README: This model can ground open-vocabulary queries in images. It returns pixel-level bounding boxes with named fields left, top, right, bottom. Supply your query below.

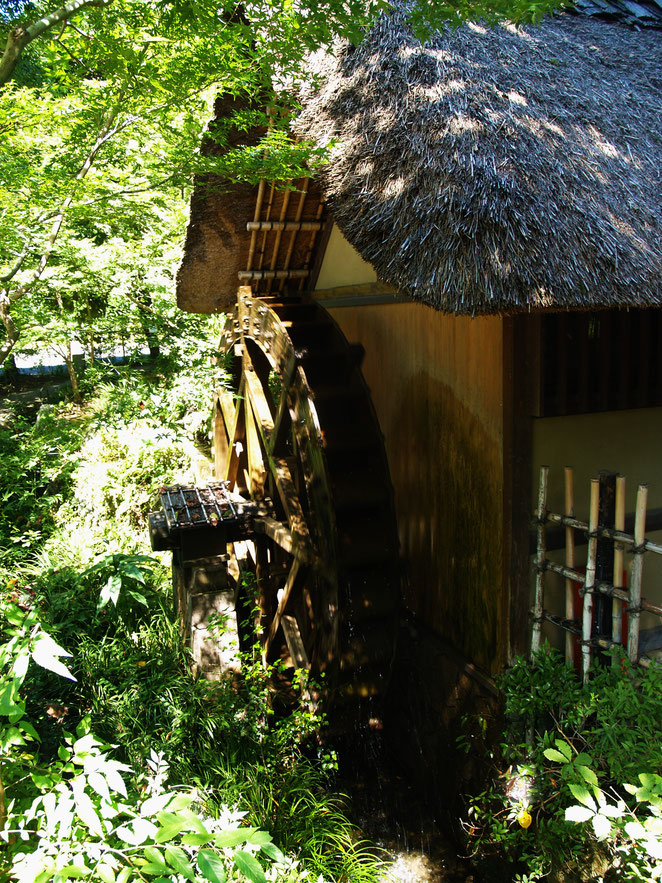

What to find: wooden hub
left=214, top=288, right=401, bottom=725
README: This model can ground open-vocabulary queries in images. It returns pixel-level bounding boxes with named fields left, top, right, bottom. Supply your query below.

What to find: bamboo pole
left=246, top=179, right=266, bottom=273
left=582, top=479, right=600, bottom=684
left=539, top=560, right=662, bottom=617
left=297, top=201, right=325, bottom=292
left=546, top=512, right=662, bottom=556
left=564, top=466, right=575, bottom=666
left=247, top=220, right=321, bottom=232
left=627, top=484, right=648, bottom=663
left=612, top=475, right=626, bottom=663
left=531, top=465, right=548, bottom=658
left=238, top=269, right=309, bottom=281
left=279, top=179, right=309, bottom=293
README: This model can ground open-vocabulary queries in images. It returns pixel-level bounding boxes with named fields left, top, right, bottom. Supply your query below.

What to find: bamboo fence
left=532, top=465, right=662, bottom=682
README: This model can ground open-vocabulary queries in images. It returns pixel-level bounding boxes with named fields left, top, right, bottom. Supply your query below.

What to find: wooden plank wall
left=328, top=302, right=507, bottom=673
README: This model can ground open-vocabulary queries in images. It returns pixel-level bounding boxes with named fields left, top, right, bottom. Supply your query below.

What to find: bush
left=463, top=649, right=662, bottom=882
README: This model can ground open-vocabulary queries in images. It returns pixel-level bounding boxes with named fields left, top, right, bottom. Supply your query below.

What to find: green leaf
left=143, top=847, right=167, bottom=869
left=197, top=849, right=227, bottom=883
left=142, top=863, right=171, bottom=876
left=568, top=783, right=596, bottom=811
left=543, top=748, right=568, bottom=764
left=119, top=560, right=146, bottom=583
left=57, top=865, right=90, bottom=879
left=164, top=846, right=194, bottom=880
left=553, top=739, right=572, bottom=761
left=155, top=811, right=190, bottom=842
left=259, top=842, right=285, bottom=863
left=233, top=850, right=267, bottom=883
left=98, top=574, right=122, bottom=611
left=214, top=827, right=257, bottom=848
left=126, top=589, right=148, bottom=607
left=4, top=604, right=25, bottom=626
left=577, top=765, right=598, bottom=786
left=95, top=864, right=116, bottom=883
left=575, top=753, right=592, bottom=767
left=639, top=773, right=658, bottom=789
left=0, top=680, right=19, bottom=716
left=181, top=833, right=213, bottom=846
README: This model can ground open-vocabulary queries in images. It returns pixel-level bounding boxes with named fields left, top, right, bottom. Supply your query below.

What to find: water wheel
left=213, top=288, right=400, bottom=725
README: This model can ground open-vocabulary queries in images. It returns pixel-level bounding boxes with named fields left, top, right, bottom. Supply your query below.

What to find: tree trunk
left=0, top=290, right=20, bottom=366
left=64, top=342, right=82, bottom=404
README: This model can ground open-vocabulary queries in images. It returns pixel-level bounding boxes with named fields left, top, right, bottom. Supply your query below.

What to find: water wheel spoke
left=266, top=457, right=308, bottom=546
left=225, top=394, right=246, bottom=488
left=269, top=352, right=296, bottom=456
left=243, top=349, right=275, bottom=438
left=244, top=381, right=267, bottom=496
left=254, top=515, right=311, bottom=564
left=262, top=557, right=305, bottom=662
left=216, top=387, right=236, bottom=437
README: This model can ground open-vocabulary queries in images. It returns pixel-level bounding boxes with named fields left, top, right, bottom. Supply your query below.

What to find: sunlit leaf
left=197, top=849, right=227, bottom=883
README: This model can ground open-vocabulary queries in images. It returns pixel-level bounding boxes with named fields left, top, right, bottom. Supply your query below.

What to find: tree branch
left=9, top=98, right=125, bottom=305
left=0, top=0, right=113, bottom=87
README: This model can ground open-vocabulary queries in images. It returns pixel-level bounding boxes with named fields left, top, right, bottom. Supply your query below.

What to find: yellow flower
left=137, top=660, right=147, bottom=668
left=517, top=810, right=532, bottom=829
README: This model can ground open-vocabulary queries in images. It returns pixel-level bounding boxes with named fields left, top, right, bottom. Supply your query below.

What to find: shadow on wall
left=389, top=372, right=503, bottom=672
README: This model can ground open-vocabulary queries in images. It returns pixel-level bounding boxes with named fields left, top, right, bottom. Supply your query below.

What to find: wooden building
left=176, top=5, right=662, bottom=686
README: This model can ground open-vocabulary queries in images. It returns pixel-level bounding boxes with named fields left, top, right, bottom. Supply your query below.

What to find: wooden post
left=627, top=484, right=648, bottom=663
left=564, top=466, right=575, bottom=666
left=582, top=479, right=600, bottom=683
left=594, top=471, right=617, bottom=661
left=612, top=475, right=626, bottom=663
left=531, top=465, right=548, bottom=658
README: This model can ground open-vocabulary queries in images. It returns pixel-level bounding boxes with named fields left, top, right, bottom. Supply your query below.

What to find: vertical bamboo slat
left=564, top=466, right=575, bottom=666
left=627, top=484, right=648, bottom=663
left=531, top=465, right=549, bottom=658
left=582, top=479, right=600, bottom=683
left=612, top=475, right=626, bottom=663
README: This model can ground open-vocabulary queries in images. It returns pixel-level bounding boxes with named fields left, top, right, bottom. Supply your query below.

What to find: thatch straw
left=177, top=95, right=265, bottom=314
left=293, top=6, right=662, bottom=314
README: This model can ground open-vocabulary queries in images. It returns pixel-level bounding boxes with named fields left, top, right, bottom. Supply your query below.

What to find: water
left=336, top=733, right=472, bottom=883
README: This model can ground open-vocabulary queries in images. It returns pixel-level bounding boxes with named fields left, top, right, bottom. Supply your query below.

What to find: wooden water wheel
left=213, top=288, right=400, bottom=723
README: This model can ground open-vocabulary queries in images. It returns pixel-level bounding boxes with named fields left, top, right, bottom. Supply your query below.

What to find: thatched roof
left=177, top=95, right=267, bottom=314
left=293, top=7, right=662, bottom=314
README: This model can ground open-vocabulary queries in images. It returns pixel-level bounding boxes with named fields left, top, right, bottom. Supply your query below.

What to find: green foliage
left=0, top=409, right=83, bottom=562
left=0, top=353, right=388, bottom=882
left=464, top=650, right=662, bottom=881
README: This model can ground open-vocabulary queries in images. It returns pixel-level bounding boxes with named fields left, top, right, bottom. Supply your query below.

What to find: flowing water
left=337, top=734, right=473, bottom=883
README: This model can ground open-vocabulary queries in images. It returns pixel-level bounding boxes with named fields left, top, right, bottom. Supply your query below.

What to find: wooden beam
left=239, top=269, right=309, bottom=281
left=247, top=221, right=322, bottom=232
left=281, top=615, right=310, bottom=671
left=243, top=380, right=267, bottom=497
left=244, top=353, right=275, bottom=437
left=262, top=558, right=303, bottom=662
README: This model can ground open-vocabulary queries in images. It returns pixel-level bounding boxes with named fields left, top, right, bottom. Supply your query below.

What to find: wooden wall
left=327, top=302, right=507, bottom=673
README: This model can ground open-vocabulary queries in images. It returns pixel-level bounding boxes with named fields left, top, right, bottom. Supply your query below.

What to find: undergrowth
left=463, top=649, right=662, bottom=882
left=0, top=341, right=388, bottom=882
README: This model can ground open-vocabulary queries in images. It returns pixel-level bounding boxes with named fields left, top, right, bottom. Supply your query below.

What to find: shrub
left=463, top=649, right=662, bottom=882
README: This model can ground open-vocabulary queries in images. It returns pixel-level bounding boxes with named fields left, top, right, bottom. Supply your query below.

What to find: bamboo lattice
left=532, top=466, right=661, bottom=682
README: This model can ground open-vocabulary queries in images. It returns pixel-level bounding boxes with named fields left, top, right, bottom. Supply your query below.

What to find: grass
left=0, top=349, right=389, bottom=882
